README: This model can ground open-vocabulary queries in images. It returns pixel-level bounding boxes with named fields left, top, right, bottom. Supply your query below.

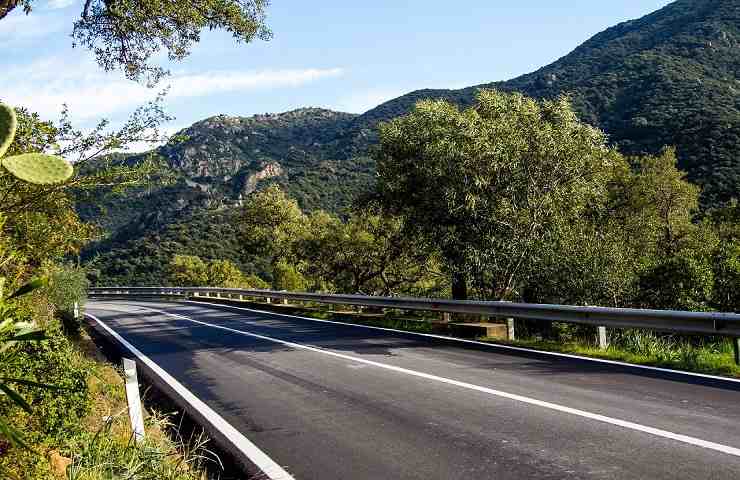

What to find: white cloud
left=0, top=57, right=345, bottom=122
left=0, top=11, right=66, bottom=43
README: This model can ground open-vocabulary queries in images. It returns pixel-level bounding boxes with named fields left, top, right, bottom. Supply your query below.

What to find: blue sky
left=0, top=0, right=671, bottom=148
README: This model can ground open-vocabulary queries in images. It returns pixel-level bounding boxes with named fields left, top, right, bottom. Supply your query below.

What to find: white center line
left=95, top=303, right=740, bottom=458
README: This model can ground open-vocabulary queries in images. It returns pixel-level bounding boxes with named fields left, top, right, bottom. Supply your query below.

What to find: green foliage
left=0, top=325, right=89, bottom=443
left=85, top=207, right=262, bottom=286
left=350, top=0, right=740, bottom=205
left=0, top=104, right=73, bottom=185
left=637, top=251, right=714, bottom=311
left=0, top=278, right=86, bottom=455
left=375, top=89, right=621, bottom=300
left=0, top=103, right=16, bottom=159
left=43, top=265, right=89, bottom=315
left=712, top=240, right=740, bottom=312
left=240, top=184, right=308, bottom=263
left=167, top=254, right=267, bottom=289
left=296, top=210, right=442, bottom=295
left=167, top=255, right=209, bottom=287
left=272, top=261, right=308, bottom=292
left=1, top=1, right=271, bottom=85
left=2, top=153, right=74, bottom=185
left=67, top=418, right=216, bottom=480
left=70, top=0, right=272, bottom=83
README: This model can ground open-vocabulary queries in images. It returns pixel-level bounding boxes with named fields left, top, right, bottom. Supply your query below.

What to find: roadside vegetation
left=173, top=90, right=739, bottom=377
left=0, top=0, right=279, bottom=476
left=0, top=102, right=221, bottom=478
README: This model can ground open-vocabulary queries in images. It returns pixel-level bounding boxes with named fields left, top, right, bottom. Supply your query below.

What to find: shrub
left=272, top=262, right=308, bottom=292
left=0, top=325, right=90, bottom=445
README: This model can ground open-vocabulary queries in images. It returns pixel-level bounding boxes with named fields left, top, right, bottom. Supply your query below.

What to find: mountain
left=81, top=0, right=740, bottom=284
left=79, top=108, right=374, bottom=232
left=345, top=0, right=740, bottom=203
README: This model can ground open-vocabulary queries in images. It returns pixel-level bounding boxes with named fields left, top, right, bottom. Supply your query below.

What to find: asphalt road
left=87, top=299, right=740, bottom=480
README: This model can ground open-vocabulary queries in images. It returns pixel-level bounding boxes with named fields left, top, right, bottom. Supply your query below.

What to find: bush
left=0, top=326, right=90, bottom=445
left=637, top=251, right=714, bottom=311
left=272, top=262, right=308, bottom=291
left=44, top=265, right=89, bottom=315
left=713, top=240, right=740, bottom=312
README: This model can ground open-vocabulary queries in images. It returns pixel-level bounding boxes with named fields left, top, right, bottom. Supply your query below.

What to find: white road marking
left=92, top=303, right=740, bottom=458
left=85, top=313, right=296, bottom=480
left=185, top=299, right=740, bottom=385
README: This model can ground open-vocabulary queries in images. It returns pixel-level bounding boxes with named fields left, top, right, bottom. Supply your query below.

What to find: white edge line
left=184, top=299, right=740, bottom=385
left=97, top=303, right=740, bottom=458
left=84, top=312, right=296, bottom=480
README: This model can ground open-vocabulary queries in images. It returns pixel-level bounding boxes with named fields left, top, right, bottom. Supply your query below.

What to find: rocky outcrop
left=242, top=162, right=284, bottom=195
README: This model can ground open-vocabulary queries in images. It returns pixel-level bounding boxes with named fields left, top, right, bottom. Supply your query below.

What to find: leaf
left=0, top=417, right=30, bottom=450
left=0, top=103, right=16, bottom=159
left=0, top=383, right=32, bottom=413
left=1, top=153, right=74, bottom=184
left=6, top=278, right=46, bottom=300
left=10, top=329, right=46, bottom=342
left=0, top=378, right=69, bottom=391
left=0, top=464, right=21, bottom=480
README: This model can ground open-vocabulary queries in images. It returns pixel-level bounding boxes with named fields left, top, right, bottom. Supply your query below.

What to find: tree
left=240, top=185, right=308, bottom=265
left=297, top=210, right=442, bottom=295
left=374, top=89, right=621, bottom=300
left=1, top=0, right=271, bottom=84
left=612, top=148, right=701, bottom=259
left=167, top=254, right=208, bottom=286
left=272, top=261, right=307, bottom=292
left=712, top=240, right=740, bottom=312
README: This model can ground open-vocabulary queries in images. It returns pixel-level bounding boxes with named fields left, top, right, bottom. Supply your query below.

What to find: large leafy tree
left=1, top=0, right=271, bottom=83
left=374, top=89, right=622, bottom=300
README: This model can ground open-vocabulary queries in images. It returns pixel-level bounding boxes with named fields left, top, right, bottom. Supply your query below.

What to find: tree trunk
left=0, top=0, right=18, bottom=21
left=451, top=271, right=468, bottom=300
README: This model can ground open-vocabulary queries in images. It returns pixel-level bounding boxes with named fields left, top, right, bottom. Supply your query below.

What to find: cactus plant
left=0, top=103, right=73, bottom=184
left=2, top=153, right=74, bottom=184
left=0, top=103, right=16, bottom=159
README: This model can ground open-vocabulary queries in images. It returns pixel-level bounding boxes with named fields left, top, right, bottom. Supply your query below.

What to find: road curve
left=87, top=299, right=740, bottom=480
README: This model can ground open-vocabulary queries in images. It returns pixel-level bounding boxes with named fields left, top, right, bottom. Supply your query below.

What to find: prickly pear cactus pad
left=0, top=104, right=16, bottom=159
left=1, top=153, right=73, bottom=184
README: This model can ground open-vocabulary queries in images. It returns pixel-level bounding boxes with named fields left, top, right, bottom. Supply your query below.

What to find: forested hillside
left=346, top=0, right=739, bottom=204
left=80, top=0, right=740, bottom=283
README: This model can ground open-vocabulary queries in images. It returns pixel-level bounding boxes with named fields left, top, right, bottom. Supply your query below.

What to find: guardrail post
left=506, top=318, right=515, bottom=340
left=597, top=326, right=608, bottom=349
left=282, top=298, right=289, bottom=305
left=733, top=338, right=740, bottom=366
left=122, top=358, right=145, bottom=443
left=441, top=312, right=451, bottom=323
left=266, top=297, right=272, bottom=304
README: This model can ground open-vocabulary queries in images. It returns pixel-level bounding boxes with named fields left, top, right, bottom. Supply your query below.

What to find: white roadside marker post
left=123, top=358, right=146, bottom=443
left=506, top=318, right=515, bottom=341
left=597, top=326, right=608, bottom=349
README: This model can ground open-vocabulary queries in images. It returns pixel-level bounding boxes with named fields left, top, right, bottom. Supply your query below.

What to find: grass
left=67, top=331, right=223, bottom=480
left=0, top=327, right=221, bottom=480
left=477, top=329, right=740, bottom=378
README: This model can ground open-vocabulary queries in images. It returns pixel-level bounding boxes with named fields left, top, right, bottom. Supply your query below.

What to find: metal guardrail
left=89, top=286, right=740, bottom=337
